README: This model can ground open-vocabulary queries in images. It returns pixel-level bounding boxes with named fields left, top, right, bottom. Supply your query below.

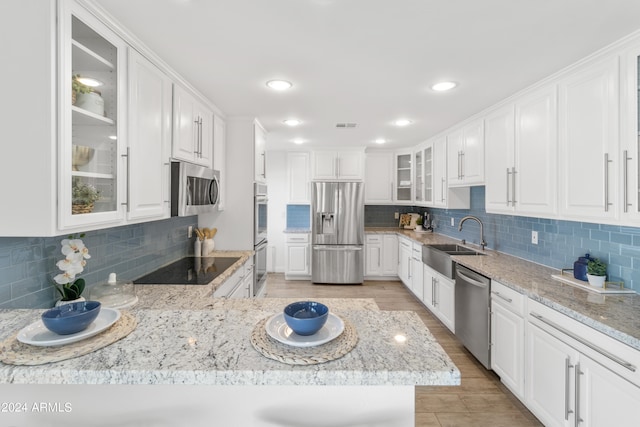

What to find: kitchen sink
left=422, top=244, right=485, bottom=279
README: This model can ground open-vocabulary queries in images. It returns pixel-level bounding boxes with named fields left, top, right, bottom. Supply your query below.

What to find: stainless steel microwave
left=171, top=162, right=220, bottom=216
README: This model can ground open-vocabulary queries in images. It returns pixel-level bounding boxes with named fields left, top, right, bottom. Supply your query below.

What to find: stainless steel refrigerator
left=311, top=181, right=364, bottom=284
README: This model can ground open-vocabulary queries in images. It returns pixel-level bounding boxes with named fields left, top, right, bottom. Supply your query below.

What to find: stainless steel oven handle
left=531, top=312, right=636, bottom=372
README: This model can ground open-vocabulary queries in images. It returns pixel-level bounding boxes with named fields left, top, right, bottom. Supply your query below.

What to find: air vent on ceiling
left=335, top=123, right=357, bottom=129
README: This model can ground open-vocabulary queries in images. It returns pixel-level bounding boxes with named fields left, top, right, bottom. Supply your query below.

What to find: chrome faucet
left=458, top=215, right=487, bottom=250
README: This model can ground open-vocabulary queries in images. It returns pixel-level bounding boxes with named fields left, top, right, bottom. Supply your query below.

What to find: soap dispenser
left=89, top=272, right=138, bottom=309
left=573, top=254, right=590, bottom=281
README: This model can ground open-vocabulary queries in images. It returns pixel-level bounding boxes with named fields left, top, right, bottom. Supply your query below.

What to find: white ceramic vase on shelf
left=587, top=274, right=606, bottom=288
left=55, top=296, right=86, bottom=307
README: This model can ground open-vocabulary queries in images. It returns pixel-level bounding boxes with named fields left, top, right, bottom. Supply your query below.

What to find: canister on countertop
left=89, top=272, right=138, bottom=309
left=573, top=254, right=591, bottom=281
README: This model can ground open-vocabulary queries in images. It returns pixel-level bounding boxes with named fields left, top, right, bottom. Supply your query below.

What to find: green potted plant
left=72, top=180, right=100, bottom=214
left=587, top=258, right=607, bottom=288
left=415, top=216, right=423, bottom=231
left=72, top=74, right=92, bottom=105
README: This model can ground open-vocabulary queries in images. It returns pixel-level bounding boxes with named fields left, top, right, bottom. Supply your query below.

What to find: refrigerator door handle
left=313, top=246, right=363, bottom=251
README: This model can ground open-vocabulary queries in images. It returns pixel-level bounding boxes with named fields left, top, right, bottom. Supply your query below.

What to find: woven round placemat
left=250, top=316, right=358, bottom=365
left=0, top=311, right=137, bottom=366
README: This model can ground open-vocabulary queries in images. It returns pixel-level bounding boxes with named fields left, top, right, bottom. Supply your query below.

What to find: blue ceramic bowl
left=283, top=301, right=329, bottom=336
left=42, top=301, right=101, bottom=335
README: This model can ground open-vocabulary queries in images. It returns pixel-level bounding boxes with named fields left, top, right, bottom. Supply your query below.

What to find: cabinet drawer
left=286, top=233, right=309, bottom=243
left=213, top=265, right=245, bottom=297
left=366, top=234, right=382, bottom=244
left=491, top=280, right=525, bottom=316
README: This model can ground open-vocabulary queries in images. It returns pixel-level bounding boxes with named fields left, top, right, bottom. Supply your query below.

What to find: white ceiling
left=94, top=0, right=640, bottom=151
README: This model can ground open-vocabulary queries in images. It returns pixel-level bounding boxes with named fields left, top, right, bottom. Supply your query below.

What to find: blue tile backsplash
left=0, top=216, right=196, bottom=308
left=365, top=186, right=640, bottom=292
left=287, top=204, right=310, bottom=229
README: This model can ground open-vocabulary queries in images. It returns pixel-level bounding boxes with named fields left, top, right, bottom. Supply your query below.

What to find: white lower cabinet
left=397, top=236, right=412, bottom=286
left=285, top=234, right=311, bottom=279
left=490, top=281, right=526, bottom=400
left=213, top=259, right=252, bottom=298
left=410, top=242, right=424, bottom=300
left=364, top=233, right=399, bottom=279
left=422, top=264, right=455, bottom=333
left=526, top=299, right=640, bottom=427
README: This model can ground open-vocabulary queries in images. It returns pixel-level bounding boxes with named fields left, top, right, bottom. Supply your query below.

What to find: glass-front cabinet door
left=423, top=144, right=433, bottom=204
left=414, top=149, right=423, bottom=203
left=395, top=152, right=412, bottom=202
left=58, top=1, right=126, bottom=229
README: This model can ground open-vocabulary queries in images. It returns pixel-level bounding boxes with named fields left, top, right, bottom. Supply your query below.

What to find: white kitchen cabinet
left=414, top=148, right=424, bottom=204
left=422, top=264, right=455, bottom=333
left=431, top=136, right=470, bottom=209
left=485, top=86, right=558, bottom=217
left=311, top=150, right=364, bottom=180
left=126, top=48, right=171, bottom=221
left=58, top=1, right=128, bottom=230
left=213, top=259, right=253, bottom=298
left=381, top=234, right=399, bottom=276
left=422, top=143, right=433, bottom=205
left=172, top=84, right=214, bottom=168
left=410, top=242, right=424, bottom=300
left=397, top=236, right=412, bottom=286
left=490, top=281, right=526, bottom=400
left=213, top=114, right=226, bottom=211
left=395, top=151, right=413, bottom=202
left=447, top=119, right=485, bottom=186
left=287, top=152, right=310, bottom=204
left=285, top=233, right=311, bottom=279
left=558, top=55, right=620, bottom=222
left=620, top=44, right=640, bottom=222
left=365, top=234, right=400, bottom=278
left=254, top=121, right=267, bottom=182
left=526, top=299, right=640, bottom=427
left=364, top=151, right=394, bottom=203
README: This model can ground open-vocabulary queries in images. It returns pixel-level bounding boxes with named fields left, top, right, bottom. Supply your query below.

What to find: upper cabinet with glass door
left=58, top=1, right=127, bottom=229
left=395, top=151, right=412, bottom=203
left=414, top=148, right=423, bottom=203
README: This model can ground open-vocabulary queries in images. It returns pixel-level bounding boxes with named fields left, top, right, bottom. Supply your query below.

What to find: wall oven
left=254, top=183, right=268, bottom=296
left=171, top=162, right=220, bottom=216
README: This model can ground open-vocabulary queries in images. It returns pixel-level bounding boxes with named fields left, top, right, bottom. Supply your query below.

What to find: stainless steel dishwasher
left=454, top=264, right=491, bottom=369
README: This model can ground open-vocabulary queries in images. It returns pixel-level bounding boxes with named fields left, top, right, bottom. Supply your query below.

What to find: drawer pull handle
left=531, top=312, right=636, bottom=372
left=491, top=291, right=513, bottom=303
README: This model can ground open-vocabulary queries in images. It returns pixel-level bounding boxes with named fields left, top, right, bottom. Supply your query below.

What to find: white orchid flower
left=54, top=271, right=76, bottom=285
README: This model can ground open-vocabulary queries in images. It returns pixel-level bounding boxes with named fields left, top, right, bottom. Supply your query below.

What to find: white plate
left=17, top=308, right=121, bottom=347
left=265, top=312, right=344, bottom=348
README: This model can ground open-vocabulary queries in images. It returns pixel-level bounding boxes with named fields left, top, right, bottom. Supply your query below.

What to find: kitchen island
left=0, top=298, right=459, bottom=426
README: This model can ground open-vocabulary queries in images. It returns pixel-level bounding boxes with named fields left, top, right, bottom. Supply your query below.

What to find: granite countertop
left=132, top=250, right=253, bottom=309
left=366, top=227, right=640, bottom=351
left=0, top=298, right=460, bottom=386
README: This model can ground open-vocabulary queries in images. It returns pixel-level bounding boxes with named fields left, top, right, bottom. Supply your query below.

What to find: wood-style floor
left=266, top=274, right=543, bottom=427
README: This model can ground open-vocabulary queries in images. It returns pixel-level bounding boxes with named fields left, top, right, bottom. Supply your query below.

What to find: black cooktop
left=134, top=256, right=240, bottom=285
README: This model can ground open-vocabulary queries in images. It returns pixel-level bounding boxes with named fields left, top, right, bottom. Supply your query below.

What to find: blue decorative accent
left=365, top=186, right=640, bottom=292
left=287, top=205, right=310, bottom=229
left=0, top=216, right=196, bottom=308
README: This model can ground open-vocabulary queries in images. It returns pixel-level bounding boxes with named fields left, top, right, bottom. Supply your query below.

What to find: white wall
left=266, top=151, right=287, bottom=273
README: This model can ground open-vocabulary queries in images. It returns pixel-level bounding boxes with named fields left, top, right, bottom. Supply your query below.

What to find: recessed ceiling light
left=76, top=77, right=103, bottom=87
left=266, top=80, right=293, bottom=91
left=283, top=119, right=301, bottom=126
left=108, top=135, right=117, bottom=140
left=292, top=138, right=306, bottom=145
left=394, top=119, right=412, bottom=127
left=374, top=138, right=386, bottom=144
left=431, top=81, right=457, bottom=91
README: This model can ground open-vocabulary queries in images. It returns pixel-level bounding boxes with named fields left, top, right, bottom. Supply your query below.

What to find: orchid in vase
left=53, top=234, right=91, bottom=302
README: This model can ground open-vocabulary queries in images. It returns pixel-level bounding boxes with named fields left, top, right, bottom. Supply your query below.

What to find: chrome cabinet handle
left=121, top=147, right=130, bottom=212
left=624, top=150, right=632, bottom=212
left=531, top=312, right=636, bottom=372
left=193, top=118, right=200, bottom=156
left=441, top=177, right=446, bottom=202
left=604, top=153, right=612, bottom=212
left=491, top=291, right=513, bottom=303
left=461, top=151, right=465, bottom=179
left=565, top=357, right=574, bottom=421
left=511, top=167, right=517, bottom=206
left=575, top=363, right=583, bottom=427
left=199, top=117, right=204, bottom=158
left=433, top=277, right=438, bottom=306
left=506, top=168, right=511, bottom=206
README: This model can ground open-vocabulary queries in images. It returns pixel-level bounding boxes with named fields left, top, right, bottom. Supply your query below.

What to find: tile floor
left=266, top=274, right=543, bottom=427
